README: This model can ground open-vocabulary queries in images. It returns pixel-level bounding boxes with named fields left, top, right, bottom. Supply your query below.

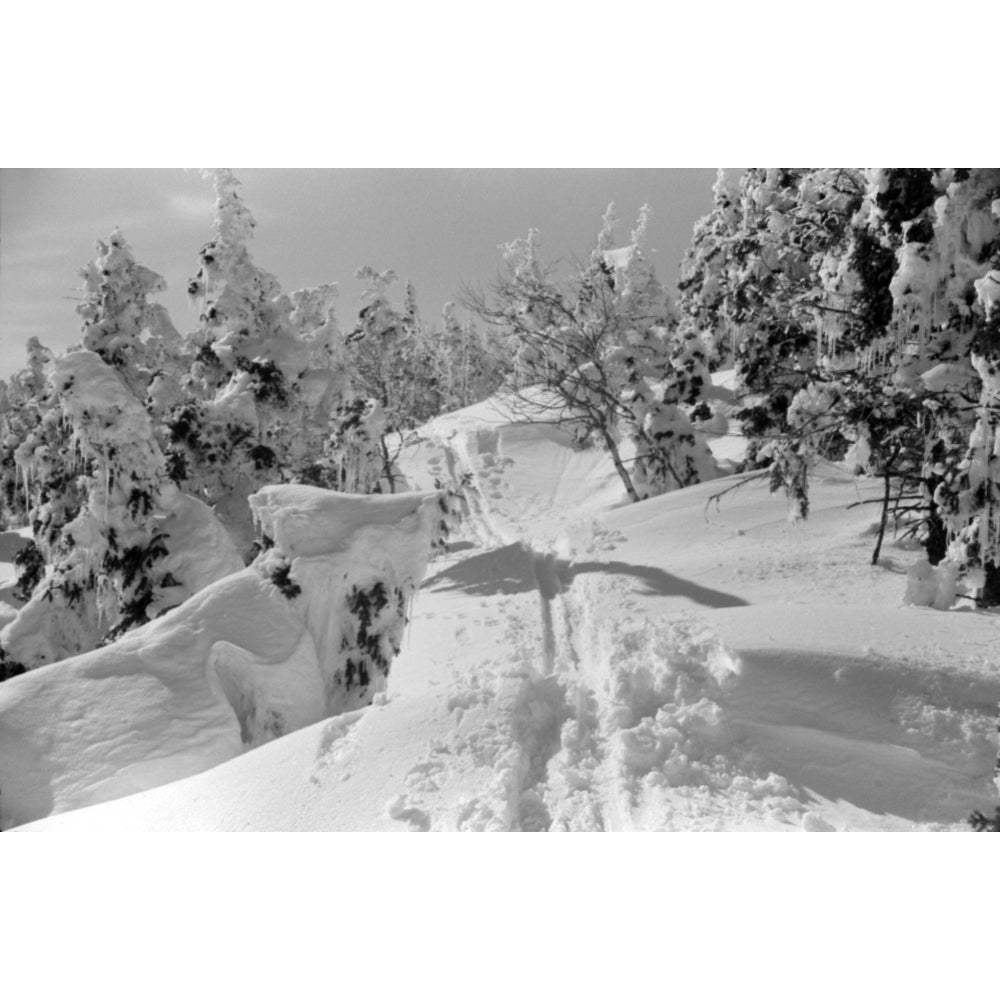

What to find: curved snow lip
left=250, top=484, right=440, bottom=559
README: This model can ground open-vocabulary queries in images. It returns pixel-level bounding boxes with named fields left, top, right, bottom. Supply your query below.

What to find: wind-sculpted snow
left=0, top=485, right=440, bottom=829
left=250, top=484, right=441, bottom=714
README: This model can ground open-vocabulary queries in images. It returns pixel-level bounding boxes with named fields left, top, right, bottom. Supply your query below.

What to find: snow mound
left=0, top=485, right=441, bottom=830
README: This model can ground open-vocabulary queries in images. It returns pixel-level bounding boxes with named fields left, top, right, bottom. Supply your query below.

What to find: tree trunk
left=923, top=476, right=948, bottom=565
left=380, top=437, right=396, bottom=494
left=871, top=467, right=893, bottom=566
left=981, top=563, right=1000, bottom=607
left=600, top=428, right=641, bottom=503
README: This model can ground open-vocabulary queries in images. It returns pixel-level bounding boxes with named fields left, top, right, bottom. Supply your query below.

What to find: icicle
left=20, top=459, right=31, bottom=513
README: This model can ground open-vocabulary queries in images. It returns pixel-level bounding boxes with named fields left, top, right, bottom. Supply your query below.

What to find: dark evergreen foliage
left=968, top=806, right=1000, bottom=831
left=268, top=561, right=301, bottom=599
left=13, top=540, right=44, bottom=603
left=343, top=580, right=405, bottom=690
left=875, top=169, right=937, bottom=234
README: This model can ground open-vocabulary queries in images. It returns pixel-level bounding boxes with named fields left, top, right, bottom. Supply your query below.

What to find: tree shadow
left=565, top=560, right=749, bottom=608
left=423, top=543, right=538, bottom=596
left=423, top=543, right=749, bottom=609
left=872, top=555, right=909, bottom=576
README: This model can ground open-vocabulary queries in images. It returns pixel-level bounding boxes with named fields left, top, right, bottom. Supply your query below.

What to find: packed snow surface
left=7, top=390, right=1000, bottom=832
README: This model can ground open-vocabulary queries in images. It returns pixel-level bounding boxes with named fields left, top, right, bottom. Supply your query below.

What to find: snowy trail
left=400, top=415, right=1000, bottom=831
left=408, top=417, right=758, bottom=830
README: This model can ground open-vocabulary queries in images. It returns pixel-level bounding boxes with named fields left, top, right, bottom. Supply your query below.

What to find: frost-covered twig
left=703, top=471, right=769, bottom=518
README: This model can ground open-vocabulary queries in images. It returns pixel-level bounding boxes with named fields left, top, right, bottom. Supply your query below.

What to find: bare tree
left=465, top=209, right=717, bottom=503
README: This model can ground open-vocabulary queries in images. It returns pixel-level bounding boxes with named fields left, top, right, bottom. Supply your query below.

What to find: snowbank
left=0, top=484, right=440, bottom=829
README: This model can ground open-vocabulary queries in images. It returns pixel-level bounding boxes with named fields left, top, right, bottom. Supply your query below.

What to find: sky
left=0, top=168, right=719, bottom=380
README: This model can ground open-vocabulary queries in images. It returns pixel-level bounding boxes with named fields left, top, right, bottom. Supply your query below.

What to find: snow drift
left=0, top=484, right=440, bottom=830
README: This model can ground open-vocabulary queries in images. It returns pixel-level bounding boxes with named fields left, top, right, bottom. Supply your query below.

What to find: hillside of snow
left=6, top=389, right=999, bottom=833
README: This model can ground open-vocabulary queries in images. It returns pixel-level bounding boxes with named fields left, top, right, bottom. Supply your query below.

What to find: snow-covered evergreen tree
left=1, top=337, right=86, bottom=599
left=1, top=338, right=58, bottom=531
left=345, top=268, right=466, bottom=488
left=804, top=168, right=1000, bottom=603
left=439, top=301, right=508, bottom=410
left=77, top=228, right=183, bottom=396
left=169, top=169, right=379, bottom=549
left=679, top=168, right=866, bottom=515
left=0, top=352, right=242, bottom=671
left=880, top=169, right=1000, bottom=604
left=680, top=167, right=1000, bottom=606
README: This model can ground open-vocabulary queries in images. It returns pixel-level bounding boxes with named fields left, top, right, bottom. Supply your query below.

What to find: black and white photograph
left=4, top=165, right=999, bottom=834
left=2, top=5, right=995, bottom=995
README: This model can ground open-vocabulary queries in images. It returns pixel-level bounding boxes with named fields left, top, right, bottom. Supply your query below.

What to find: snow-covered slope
left=14, top=392, right=1000, bottom=832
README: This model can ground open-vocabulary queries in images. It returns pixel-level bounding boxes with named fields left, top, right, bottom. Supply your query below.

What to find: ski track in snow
left=415, top=425, right=745, bottom=831
left=420, top=421, right=777, bottom=831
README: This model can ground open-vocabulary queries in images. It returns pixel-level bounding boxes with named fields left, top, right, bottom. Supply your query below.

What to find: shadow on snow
left=422, top=541, right=749, bottom=609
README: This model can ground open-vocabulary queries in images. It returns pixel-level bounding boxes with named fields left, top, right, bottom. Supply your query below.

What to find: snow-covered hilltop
left=2, top=167, right=1000, bottom=833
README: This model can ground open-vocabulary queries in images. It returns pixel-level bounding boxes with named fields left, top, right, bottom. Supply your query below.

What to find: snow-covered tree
left=349, top=270, right=421, bottom=405
left=881, top=169, right=1000, bottom=604
left=1, top=337, right=85, bottom=598
left=0, top=352, right=242, bottom=673
left=345, top=268, right=462, bottom=489
left=796, top=168, right=1000, bottom=602
left=1, top=338, right=58, bottom=531
left=76, top=228, right=183, bottom=396
left=680, top=167, right=1000, bottom=606
left=468, top=206, right=718, bottom=502
left=438, top=301, right=509, bottom=410
left=168, top=169, right=380, bottom=549
left=679, top=168, right=866, bottom=514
